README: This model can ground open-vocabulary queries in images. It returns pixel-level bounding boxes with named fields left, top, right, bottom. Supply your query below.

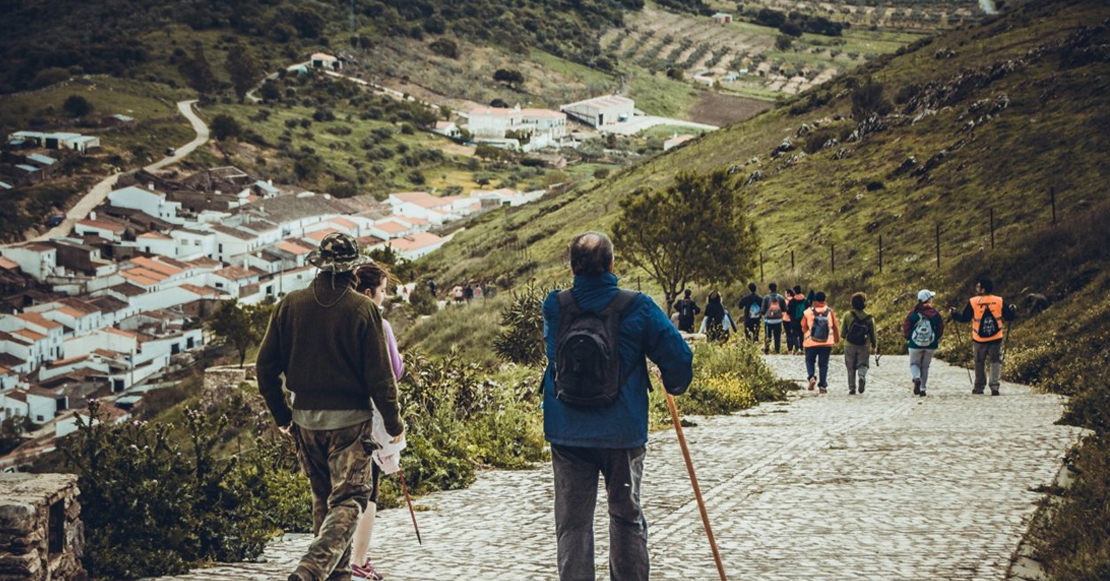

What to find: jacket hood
left=915, top=304, right=940, bottom=317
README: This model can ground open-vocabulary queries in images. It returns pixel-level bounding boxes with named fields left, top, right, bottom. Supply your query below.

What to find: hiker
left=542, top=232, right=693, bottom=581
left=785, top=285, right=808, bottom=355
left=426, top=278, right=437, bottom=298
left=464, top=282, right=475, bottom=304
left=699, top=291, right=735, bottom=342
left=256, top=233, right=404, bottom=581
left=738, top=283, right=762, bottom=343
left=903, top=289, right=944, bottom=397
left=841, top=292, right=877, bottom=395
left=348, top=264, right=407, bottom=581
left=800, top=291, right=840, bottom=394
left=761, top=282, right=788, bottom=354
left=951, top=277, right=1017, bottom=395
left=673, top=289, right=701, bottom=333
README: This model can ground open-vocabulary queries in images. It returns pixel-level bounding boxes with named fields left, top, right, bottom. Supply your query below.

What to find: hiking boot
left=818, top=387, right=827, bottom=394
left=352, top=562, right=384, bottom=581
left=991, top=389, right=1000, bottom=396
left=919, top=389, right=927, bottom=397
left=913, top=378, right=921, bottom=396
left=858, top=379, right=866, bottom=394
left=848, top=389, right=856, bottom=395
left=972, top=387, right=985, bottom=395
left=808, top=377, right=816, bottom=391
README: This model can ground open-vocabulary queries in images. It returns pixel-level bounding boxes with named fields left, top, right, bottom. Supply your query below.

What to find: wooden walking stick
left=660, top=372, right=728, bottom=581
left=399, top=471, right=422, bottom=545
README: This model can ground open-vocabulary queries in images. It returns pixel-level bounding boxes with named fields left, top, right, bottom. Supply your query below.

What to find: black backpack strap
left=604, top=290, right=640, bottom=316
left=558, top=289, right=580, bottom=314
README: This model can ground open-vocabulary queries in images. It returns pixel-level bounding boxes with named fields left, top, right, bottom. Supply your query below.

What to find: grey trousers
left=552, top=444, right=648, bottom=581
left=973, top=340, right=1003, bottom=390
left=844, top=344, right=870, bottom=391
left=908, top=348, right=935, bottom=392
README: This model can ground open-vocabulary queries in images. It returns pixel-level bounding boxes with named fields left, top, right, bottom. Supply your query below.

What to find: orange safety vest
left=802, top=304, right=838, bottom=348
left=970, top=295, right=1005, bottom=342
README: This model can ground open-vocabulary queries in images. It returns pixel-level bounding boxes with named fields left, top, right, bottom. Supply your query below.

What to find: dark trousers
left=552, top=444, right=648, bottom=581
left=784, top=321, right=802, bottom=352
left=764, top=322, right=783, bottom=353
left=805, top=346, right=833, bottom=388
left=293, top=421, right=376, bottom=581
left=744, top=318, right=761, bottom=342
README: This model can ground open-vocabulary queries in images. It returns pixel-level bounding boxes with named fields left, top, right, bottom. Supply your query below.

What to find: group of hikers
left=673, top=279, right=1016, bottom=397
left=256, top=231, right=1017, bottom=581
left=428, top=279, right=493, bottom=305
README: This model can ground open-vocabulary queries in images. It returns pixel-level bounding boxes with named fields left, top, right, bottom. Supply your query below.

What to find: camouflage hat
left=307, top=232, right=371, bottom=272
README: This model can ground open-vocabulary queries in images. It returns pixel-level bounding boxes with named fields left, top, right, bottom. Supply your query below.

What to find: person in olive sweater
left=257, top=233, right=404, bottom=581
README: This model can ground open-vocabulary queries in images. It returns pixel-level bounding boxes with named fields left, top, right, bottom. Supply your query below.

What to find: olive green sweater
left=256, top=275, right=403, bottom=436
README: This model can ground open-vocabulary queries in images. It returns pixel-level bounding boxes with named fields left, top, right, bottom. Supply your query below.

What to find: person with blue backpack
left=760, top=282, right=788, bottom=354
left=542, top=231, right=693, bottom=581
left=800, top=291, right=840, bottom=394
left=737, top=283, right=762, bottom=343
left=903, top=290, right=945, bottom=397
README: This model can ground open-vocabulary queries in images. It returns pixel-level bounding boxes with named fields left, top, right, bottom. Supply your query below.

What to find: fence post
left=936, top=223, right=941, bottom=269
left=878, top=235, right=883, bottom=273
left=760, top=252, right=765, bottom=282
left=989, top=208, right=995, bottom=249
left=790, top=250, right=795, bottom=274
left=1050, top=186, right=1057, bottom=225
left=830, top=244, right=835, bottom=274
left=637, top=276, right=641, bottom=292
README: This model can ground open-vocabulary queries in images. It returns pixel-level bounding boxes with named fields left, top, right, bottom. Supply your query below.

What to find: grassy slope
left=415, top=0, right=1110, bottom=366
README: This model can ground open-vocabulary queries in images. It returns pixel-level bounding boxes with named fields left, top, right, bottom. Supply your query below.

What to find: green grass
left=624, top=65, right=701, bottom=117
left=641, top=124, right=712, bottom=139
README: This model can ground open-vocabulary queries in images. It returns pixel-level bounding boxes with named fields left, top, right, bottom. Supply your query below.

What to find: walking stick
left=399, top=471, right=422, bottom=545
left=661, top=373, right=728, bottom=581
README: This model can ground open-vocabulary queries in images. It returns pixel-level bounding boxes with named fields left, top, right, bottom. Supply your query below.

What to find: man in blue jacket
left=542, top=231, right=694, bottom=581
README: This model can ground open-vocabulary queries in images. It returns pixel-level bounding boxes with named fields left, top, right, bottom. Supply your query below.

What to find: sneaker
left=848, top=389, right=856, bottom=395
left=972, top=388, right=984, bottom=395
left=913, top=378, right=921, bottom=396
left=919, top=390, right=927, bottom=397
left=819, top=387, right=827, bottom=394
left=808, top=377, right=816, bottom=391
left=352, top=562, right=384, bottom=581
left=858, top=379, right=866, bottom=394
left=991, top=389, right=1000, bottom=396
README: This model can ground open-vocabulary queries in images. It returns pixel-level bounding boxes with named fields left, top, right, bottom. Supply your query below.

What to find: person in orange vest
left=800, top=291, right=840, bottom=394
left=950, top=277, right=1017, bottom=395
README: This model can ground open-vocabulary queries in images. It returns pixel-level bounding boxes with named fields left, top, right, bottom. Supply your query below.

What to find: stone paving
left=162, top=356, right=1080, bottom=581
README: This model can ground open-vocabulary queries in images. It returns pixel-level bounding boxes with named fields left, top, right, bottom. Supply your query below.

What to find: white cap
left=918, top=289, right=936, bottom=303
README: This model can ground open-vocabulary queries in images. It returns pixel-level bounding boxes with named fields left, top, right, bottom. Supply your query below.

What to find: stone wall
left=0, top=473, right=85, bottom=581
left=202, top=365, right=255, bottom=402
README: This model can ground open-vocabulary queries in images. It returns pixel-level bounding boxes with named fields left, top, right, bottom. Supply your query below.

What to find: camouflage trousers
left=292, top=420, right=376, bottom=581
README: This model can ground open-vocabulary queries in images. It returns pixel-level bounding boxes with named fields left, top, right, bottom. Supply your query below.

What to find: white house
left=136, top=232, right=177, bottom=256
left=560, top=95, right=636, bottom=127
left=368, top=219, right=417, bottom=241
left=387, top=192, right=480, bottom=225
left=311, top=53, right=342, bottom=71
left=30, top=298, right=105, bottom=335
left=169, top=228, right=218, bottom=260
left=9, top=131, right=100, bottom=153
left=55, top=405, right=129, bottom=439
left=431, top=121, right=461, bottom=139
left=108, top=186, right=184, bottom=224
left=712, top=12, right=733, bottom=24
left=0, top=366, right=18, bottom=392
left=1, top=243, right=57, bottom=281
left=467, top=106, right=567, bottom=150
left=0, top=312, right=66, bottom=367
left=75, top=218, right=126, bottom=242
left=208, top=265, right=264, bottom=297
left=387, top=232, right=447, bottom=260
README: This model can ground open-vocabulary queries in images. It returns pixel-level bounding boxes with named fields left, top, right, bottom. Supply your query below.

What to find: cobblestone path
left=165, top=356, right=1079, bottom=581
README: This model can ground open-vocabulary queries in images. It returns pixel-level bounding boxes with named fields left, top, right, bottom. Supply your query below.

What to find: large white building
left=108, top=186, right=184, bottom=224
left=560, top=95, right=636, bottom=128
left=467, top=105, right=567, bottom=150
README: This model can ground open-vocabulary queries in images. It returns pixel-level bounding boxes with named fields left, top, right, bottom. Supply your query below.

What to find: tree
left=0, top=415, right=31, bottom=455
left=430, top=38, right=459, bottom=59
left=63, top=95, right=94, bottom=117
left=475, top=143, right=504, bottom=161
left=493, top=69, right=525, bottom=89
left=775, top=35, right=794, bottom=51
left=207, top=299, right=272, bottom=367
left=225, top=44, right=263, bottom=102
left=211, top=114, right=243, bottom=141
left=612, top=169, right=758, bottom=313
left=850, top=77, right=893, bottom=120
left=178, top=44, right=218, bottom=95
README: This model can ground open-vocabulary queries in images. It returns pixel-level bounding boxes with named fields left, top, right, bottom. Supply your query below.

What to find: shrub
left=211, top=114, right=243, bottom=141
left=63, top=95, right=93, bottom=117
left=850, top=77, right=893, bottom=120
left=494, top=283, right=548, bottom=366
left=429, top=38, right=459, bottom=59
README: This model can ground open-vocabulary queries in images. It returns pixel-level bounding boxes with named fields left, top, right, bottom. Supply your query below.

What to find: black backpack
left=846, top=314, right=871, bottom=346
left=680, top=300, right=694, bottom=319
left=554, top=290, right=638, bottom=407
left=977, top=300, right=1000, bottom=338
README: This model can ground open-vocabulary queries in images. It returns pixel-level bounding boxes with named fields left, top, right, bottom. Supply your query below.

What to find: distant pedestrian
left=256, top=233, right=404, bottom=581
left=951, top=277, right=1016, bottom=395
left=785, top=285, right=808, bottom=355
left=738, top=283, right=762, bottom=343
left=903, top=289, right=944, bottom=397
left=673, top=289, right=701, bottom=333
left=841, top=292, right=877, bottom=395
left=474, top=283, right=484, bottom=300
left=464, top=283, right=474, bottom=303
left=699, top=291, right=735, bottom=342
left=542, top=232, right=693, bottom=581
left=801, top=291, right=840, bottom=394
left=452, top=285, right=464, bottom=304
left=426, top=278, right=437, bottom=298
left=761, top=282, right=788, bottom=354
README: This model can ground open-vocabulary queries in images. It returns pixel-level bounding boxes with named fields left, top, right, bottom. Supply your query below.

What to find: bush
left=63, top=95, right=93, bottom=117
left=409, top=286, right=439, bottom=316
left=494, top=283, right=548, bottom=366
left=429, top=38, right=459, bottom=59
left=850, top=77, right=893, bottom=120
left=211, top=114, right=243, bottom=141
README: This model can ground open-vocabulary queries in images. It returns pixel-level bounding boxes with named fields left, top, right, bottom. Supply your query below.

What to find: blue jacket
left=542, top=273, right=694, bottom=448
